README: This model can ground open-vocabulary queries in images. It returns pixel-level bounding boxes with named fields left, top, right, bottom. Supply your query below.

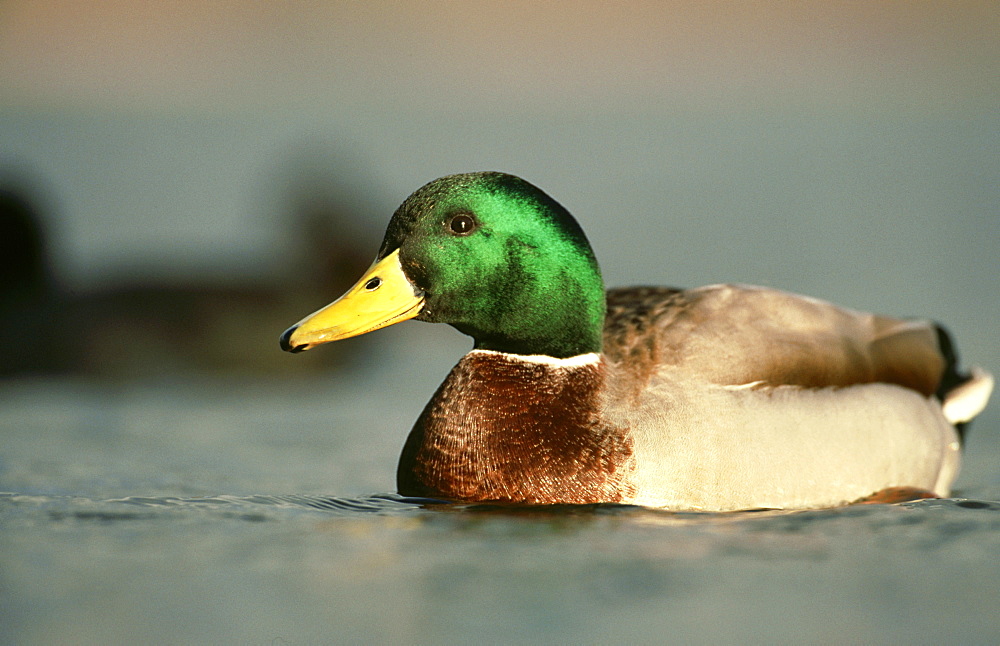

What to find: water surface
left=3, top=371, right=999, bottom=644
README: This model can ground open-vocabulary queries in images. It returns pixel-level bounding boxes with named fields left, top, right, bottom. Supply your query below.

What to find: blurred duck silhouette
left=0, top=187, right=72, bottom=377
left=0, top=164, right=378, bottom=380
left=72, top=204, right=374, bottom=379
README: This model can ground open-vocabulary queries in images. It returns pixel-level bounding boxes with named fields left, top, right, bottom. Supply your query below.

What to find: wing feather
left=603, top=284, right=945, bottom=396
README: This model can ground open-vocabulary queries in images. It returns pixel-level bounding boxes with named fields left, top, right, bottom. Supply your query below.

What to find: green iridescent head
left=279, top=172, right=607, bottom=358
left=381, top=172, right=605, bottom=357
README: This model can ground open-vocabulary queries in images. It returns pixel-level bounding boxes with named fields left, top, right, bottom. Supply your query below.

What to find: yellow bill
left=280, top=249, right=424, bottom=352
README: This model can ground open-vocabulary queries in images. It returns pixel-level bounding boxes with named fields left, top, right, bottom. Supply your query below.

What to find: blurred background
left=2, top=4, right=999, bottom=644
left=1, top=1, right=997, bottom=380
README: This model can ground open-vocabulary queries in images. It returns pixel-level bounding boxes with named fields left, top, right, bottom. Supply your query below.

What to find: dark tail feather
left=935, top=324, right=972, bottom=441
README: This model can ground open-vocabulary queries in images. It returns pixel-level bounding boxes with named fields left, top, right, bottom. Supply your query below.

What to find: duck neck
left=454, top=271, right=606, bottom=358
left=396, top=349, right=636, bottom=504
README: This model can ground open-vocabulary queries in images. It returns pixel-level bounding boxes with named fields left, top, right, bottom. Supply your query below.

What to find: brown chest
left=396, top=351, right=636, bottom=504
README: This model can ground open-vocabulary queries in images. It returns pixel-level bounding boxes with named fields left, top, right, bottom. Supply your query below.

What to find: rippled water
left=3, top=366, right=999, bottom=644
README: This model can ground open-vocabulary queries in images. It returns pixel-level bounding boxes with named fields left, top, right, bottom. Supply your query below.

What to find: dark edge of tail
left=934, top=323, right=971, bottom=442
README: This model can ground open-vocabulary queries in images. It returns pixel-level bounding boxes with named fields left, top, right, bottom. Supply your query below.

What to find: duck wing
left=603, top=284, right=945, bottom=396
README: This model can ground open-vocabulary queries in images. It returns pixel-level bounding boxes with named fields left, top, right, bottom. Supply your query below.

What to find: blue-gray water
left=3, top=349, right=999, bottom=644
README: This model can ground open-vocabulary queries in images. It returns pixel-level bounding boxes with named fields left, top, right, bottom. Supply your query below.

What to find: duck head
left=280, top=172, right=605, bottom=358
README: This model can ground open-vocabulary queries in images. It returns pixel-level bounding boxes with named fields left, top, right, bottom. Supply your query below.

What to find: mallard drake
left=280, top=172, right=992, bottom=511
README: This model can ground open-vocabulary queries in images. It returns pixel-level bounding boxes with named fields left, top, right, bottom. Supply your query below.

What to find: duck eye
left=448, top=213, right=477, bottom=236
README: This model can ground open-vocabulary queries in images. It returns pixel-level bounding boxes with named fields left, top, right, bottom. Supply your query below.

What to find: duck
left=279, top=171, right=993, bottom=511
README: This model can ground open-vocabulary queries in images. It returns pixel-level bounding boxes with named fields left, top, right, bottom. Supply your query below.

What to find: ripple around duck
left=3, top=491, right=998, bottom=527
left=107, top=492, right=445, bottom=518
left=0, top=491, right=436, bottom=525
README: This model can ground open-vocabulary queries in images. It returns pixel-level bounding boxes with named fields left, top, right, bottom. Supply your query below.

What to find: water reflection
left=5, top=487, right=1000, bottom=644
